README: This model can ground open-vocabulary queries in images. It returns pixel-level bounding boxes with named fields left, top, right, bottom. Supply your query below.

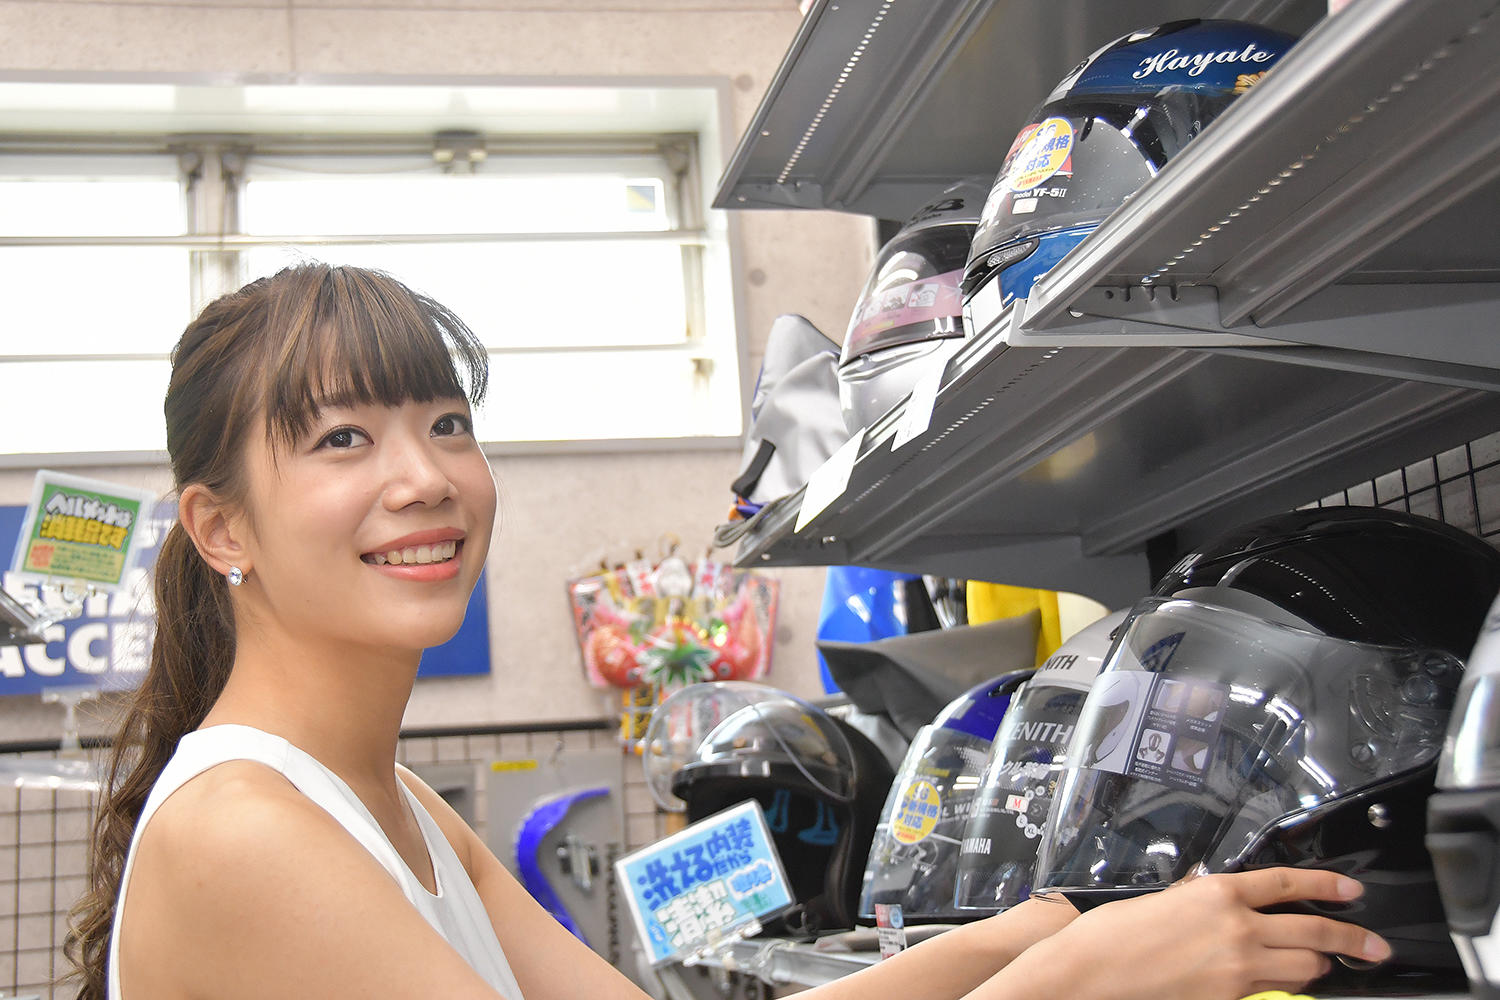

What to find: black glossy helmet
left=668, top=684, right=896, bottom=936
left=1033, top=507, right=1500, bottom=984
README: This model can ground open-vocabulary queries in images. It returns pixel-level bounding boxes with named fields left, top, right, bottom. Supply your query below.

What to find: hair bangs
left=260, top=266, right=489, bottom=450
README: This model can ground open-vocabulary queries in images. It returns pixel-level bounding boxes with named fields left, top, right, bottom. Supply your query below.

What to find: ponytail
left=63, top=524, right=236, bottom=999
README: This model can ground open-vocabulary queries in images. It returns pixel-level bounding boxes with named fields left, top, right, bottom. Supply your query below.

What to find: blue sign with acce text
left=0, top=501, right=491, bottom=697
left=615, top=798, right=795, bottom=966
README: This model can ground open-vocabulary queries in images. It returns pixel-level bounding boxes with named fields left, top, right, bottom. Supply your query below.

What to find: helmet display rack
left=703, top=0, right=1500, bottom=996
left=715, top=0, right=1500, bottom=613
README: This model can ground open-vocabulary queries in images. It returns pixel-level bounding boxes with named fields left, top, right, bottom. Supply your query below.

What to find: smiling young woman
left=64, top=264, right=1390, bottom=1000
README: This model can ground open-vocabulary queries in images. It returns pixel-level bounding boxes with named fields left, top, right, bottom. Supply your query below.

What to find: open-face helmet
left=1032, top=507, right=1500, bottom=985
left=666, top=683, right=896, bottom=935
left=858, top=668, right=1034, bottom=924
left=954, top=610, right=1128, bottom=912
left=838, top=180, right=988, bottom=434
left=962, top=19, right=1298, bottom=307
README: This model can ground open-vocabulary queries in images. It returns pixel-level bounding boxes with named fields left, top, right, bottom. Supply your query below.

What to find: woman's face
left=235, top=394, right=497, bottom=656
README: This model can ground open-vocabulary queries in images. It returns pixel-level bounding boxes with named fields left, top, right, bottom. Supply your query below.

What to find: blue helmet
left=962, top=20, right=1299, bottom=307
left=858, top=668, right=1034, bottom=923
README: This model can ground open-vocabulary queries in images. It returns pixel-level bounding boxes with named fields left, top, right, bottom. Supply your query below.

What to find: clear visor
left=954, top=682, right=1089, bottom=909
left=648, top=682, right=860, bottom=808
left=860, top=723, right=994, bottom=918
left=1033, top=597, right=1462, bottom=893
left=643, top=682, right=819, bottom=811
left=967, top=91, right=1238, bottom=283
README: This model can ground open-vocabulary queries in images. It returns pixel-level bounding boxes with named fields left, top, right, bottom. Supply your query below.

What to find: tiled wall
left=0, top=720, right=663, bottom=1000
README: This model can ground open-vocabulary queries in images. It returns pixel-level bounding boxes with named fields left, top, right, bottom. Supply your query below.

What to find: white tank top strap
left=107, top=724, right=525, bottom=1000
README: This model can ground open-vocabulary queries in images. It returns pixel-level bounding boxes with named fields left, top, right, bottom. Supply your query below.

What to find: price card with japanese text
left=12, top=470, right=157, bottom=591
left=615, top=799, right=794, bottom=966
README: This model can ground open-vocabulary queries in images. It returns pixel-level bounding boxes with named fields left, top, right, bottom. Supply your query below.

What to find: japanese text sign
left=615, top=799, right=794, bottom=965
left=13, top=471, right=156, bottom=591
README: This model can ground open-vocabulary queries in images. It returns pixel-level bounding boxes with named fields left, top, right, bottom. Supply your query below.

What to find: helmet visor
left=1033, top=597, right=1462, bottom=893
left=841, top=225, right=971, bottom=362
left=967, top=91, right=1237, bottom=290
left=954, top=682, right=1089, bottom=909
left=644, top=682, right=846, bottom=811
left=673, top=692, right=861, bottom=804
left=859, top=723, right=995, bottom=919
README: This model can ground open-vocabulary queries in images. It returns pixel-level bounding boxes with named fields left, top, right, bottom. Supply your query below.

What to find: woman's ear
left=178, top=484, right=250, bottom=579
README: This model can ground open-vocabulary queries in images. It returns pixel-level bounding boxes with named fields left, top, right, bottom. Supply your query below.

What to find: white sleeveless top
left=107, top=724, right=525, bottom=1000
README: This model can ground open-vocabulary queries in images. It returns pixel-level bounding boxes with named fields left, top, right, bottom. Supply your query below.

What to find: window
left=0, top=83, right=742, bottom=459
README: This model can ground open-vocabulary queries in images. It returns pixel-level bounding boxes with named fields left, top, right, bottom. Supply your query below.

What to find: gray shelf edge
left=1023, top=0, right=1500, bottom=333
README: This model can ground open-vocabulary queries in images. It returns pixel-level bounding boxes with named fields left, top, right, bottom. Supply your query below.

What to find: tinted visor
left=964, top=91, right=1237, bottom=298
left=1033, top=597, right=1462, bottom=892
left=841, top=224, right=971, bottom=362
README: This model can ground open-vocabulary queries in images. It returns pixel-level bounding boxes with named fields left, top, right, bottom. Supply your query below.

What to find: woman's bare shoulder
left=122, top=760, right=506, bottom=999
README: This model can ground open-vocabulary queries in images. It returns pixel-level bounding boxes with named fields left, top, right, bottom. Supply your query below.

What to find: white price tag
left=795, top=431, right=864, bottom=533
left=892, top=366, right=942, bottom=451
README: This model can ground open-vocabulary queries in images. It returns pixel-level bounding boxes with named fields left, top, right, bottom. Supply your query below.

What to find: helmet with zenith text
left=954, top=609, right=1129, bottom=912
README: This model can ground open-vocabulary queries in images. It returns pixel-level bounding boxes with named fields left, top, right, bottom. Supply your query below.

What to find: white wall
left=0, top=0, right=876, bottom=741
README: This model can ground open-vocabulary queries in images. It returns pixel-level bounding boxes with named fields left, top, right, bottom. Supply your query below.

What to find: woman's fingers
left=1226, top=866, right=1364, bottom=909
left=1257, top=911, right=1392, bottom=963
left=1243, top=949, right=1334, bottom=995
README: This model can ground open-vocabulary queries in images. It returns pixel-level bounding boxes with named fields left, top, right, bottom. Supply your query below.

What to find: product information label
left=616, top=799, right=794, bottom=966
left=1006, top=118, right=1075, bottom=192
left=1074, top=634, right=1228, bottom=793
left=875, top=903, right=907, bottom=959
left=796, top=431, right=863, bottom=531
left=890, top=778, right=942, bottom=844
left=13, top=472, right=155, bottom=590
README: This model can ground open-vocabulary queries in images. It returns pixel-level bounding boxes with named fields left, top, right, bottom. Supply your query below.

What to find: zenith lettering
left=1133, top=43, right=1275, bottom=79
left=1009, top=721, right=1074, bottom=745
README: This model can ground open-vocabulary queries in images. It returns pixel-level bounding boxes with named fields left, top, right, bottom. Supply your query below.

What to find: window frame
left=0, top=103, right=746, bottom=464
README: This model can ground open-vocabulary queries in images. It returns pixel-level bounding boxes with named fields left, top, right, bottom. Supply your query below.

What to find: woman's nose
left=381, top=434, right=456, bottom=510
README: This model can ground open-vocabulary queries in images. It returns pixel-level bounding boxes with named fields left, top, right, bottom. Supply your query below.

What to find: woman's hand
left=987, top=867, right=1390, bottom=1000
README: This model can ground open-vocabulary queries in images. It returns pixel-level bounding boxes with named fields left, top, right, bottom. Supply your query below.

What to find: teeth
left=368, top=540, right=458, bottom=566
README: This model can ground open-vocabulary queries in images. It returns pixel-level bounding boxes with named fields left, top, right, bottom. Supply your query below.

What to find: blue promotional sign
left=616, top=799, right=795, bottom=966
left=0, top=501, right=491, bottom=696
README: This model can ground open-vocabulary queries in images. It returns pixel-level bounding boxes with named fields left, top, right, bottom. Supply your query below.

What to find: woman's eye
left=317, top=426, right=370, bottom=450
left=432, top=413, right=473, bottom=437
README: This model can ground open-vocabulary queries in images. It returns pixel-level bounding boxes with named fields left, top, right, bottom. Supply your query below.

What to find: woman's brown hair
left=64, top=263, right=488, bottom=998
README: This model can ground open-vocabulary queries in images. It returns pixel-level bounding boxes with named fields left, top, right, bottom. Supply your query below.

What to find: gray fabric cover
left=736, top=314, right=846, bottom=503
left=817, top=612, right=1041, bottom=740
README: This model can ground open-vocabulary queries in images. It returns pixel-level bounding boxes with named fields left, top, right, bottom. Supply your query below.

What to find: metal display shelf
left=1011, top=0, right=1500, bottom=384
left=722, top=0, right=1500, bottom=589
left=734, top=304, right=1500, bottom=604
left=690, top=937, right=878, bottom=988
left=714, top=0, right=1322, bottom=220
